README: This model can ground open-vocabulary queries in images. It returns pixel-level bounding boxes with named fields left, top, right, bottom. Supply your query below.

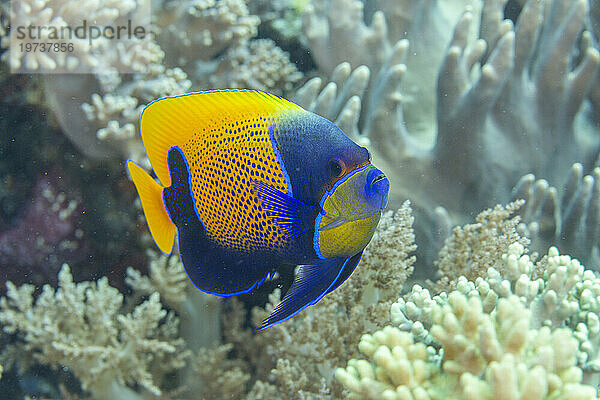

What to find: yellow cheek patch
left=316, top=213, right=380, bottom=258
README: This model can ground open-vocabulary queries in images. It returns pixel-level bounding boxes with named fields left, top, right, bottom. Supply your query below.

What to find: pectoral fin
left=256, top=256, right=356, bottom=330
left=252, top=180, right=315, bottom=239
left=323, top=251, right=363, bottom=295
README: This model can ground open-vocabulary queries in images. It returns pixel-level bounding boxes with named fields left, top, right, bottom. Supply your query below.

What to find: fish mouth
left=371, top=173, right=386, bottom=185
left=318, top=210, right=381, bottom=232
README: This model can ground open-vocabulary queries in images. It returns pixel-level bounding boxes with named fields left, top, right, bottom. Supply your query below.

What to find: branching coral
left=155, top=0, right=260, bottom=67
left=194, top=343, right=250, bottom=399
left=208, top=39, right=303, bottom=93
left=432, top=200, right=530, bottom=289
left=0, top=265, right=187, bottom=400
left=337, top=304, right=596, bottom=399
left=126, top=251, right=222, bottom=352
left=337, top=243, right=600, bottom=399
left=4, top=0, right=154, bottom=73
left=391, top=242, right=600, bottom=391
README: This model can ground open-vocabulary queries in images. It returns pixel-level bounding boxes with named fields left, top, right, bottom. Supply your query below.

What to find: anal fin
left=324, top=251, right=363, bottom=295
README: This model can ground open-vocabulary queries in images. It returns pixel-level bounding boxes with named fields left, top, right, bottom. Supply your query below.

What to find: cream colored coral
left=385, top=241, right=600, bottom=398
left=5, top=0, right=149, bottom=72
left=360, top=203, right=417, bottom=291
left=157, top=0, right=260, bottom=63
left=338, top=291, right=598, bottom=400
left=336, top=326, right=437, bottom=400
left=126, top=252, right=222, bottom=350
left=209, top=39, right=303, bottom=94
left=0, top=264, right=186, bottom=400
left=126, top=251, right=189, bottom=308
left=433, top=201, right=530, bottom=292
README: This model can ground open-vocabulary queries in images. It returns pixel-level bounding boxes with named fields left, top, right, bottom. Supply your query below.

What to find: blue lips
left=365, top=167, right=389, bottom=210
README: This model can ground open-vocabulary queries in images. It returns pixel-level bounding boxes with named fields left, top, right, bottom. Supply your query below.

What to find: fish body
left=127, top=90, right=389, bottom=329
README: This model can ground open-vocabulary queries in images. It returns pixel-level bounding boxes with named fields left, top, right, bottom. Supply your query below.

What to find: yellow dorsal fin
left=140, top=89, right=303, bottom=187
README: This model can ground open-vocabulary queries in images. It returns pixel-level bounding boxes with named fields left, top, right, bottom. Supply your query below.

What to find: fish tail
left=127, top=160, right=175, bottom=254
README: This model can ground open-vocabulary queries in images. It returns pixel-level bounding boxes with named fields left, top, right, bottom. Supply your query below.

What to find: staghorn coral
left=297, top=0, right=600, bottom=269
left=338, top=243, right=600, bottom=399
left=0, top=264, right=187, bottom=400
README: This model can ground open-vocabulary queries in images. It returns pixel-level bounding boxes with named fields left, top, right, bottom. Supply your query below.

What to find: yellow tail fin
left=127, top=160, right=175, bottom=254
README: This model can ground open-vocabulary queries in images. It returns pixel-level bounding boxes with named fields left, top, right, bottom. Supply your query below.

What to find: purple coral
left=0, top=171, right=86, bottom=288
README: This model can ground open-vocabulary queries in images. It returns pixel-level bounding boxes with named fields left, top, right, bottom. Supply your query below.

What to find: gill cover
left=314, top=164, right=389, bottom=258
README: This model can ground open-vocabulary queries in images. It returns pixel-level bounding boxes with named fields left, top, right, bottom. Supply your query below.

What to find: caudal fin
left=127, top=160, right=175, bottom=254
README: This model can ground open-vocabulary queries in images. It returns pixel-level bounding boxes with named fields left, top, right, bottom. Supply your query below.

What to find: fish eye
left=328, top=158, right=345, bottom=178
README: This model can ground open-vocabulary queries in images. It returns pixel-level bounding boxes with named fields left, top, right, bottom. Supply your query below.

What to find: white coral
left=0, top=264, right=186, bottom=400
left=393, top=243, right=600, bottom=390
left=338, top=290, right=598, bottom=400
left=5, top=0, right=151, bottom=73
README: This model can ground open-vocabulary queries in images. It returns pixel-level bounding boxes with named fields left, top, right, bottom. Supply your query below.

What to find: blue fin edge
left=255, top=256, right=352, bottom=331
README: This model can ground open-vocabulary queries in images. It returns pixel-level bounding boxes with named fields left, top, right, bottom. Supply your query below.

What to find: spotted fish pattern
left=127, top=89, right=390, bottom=330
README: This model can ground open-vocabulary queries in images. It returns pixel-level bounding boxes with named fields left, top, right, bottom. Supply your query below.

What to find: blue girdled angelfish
left=127, top=90, right=389, bottom=330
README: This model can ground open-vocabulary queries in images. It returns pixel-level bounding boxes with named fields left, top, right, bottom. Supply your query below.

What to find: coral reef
left=6, top=0, right=600, bottom=270
left=297, top=0, right=600, bottom=269
left=2, top=0, right=600, bottom=398
left=0, top=265, right=187, bottom=400
left=4, top=195, right=600, bottom=399
left=337, top=242, right=600, bottom=399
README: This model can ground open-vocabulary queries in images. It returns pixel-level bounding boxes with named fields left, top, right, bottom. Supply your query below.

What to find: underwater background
left=0, top=0, right=600, bottom=398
